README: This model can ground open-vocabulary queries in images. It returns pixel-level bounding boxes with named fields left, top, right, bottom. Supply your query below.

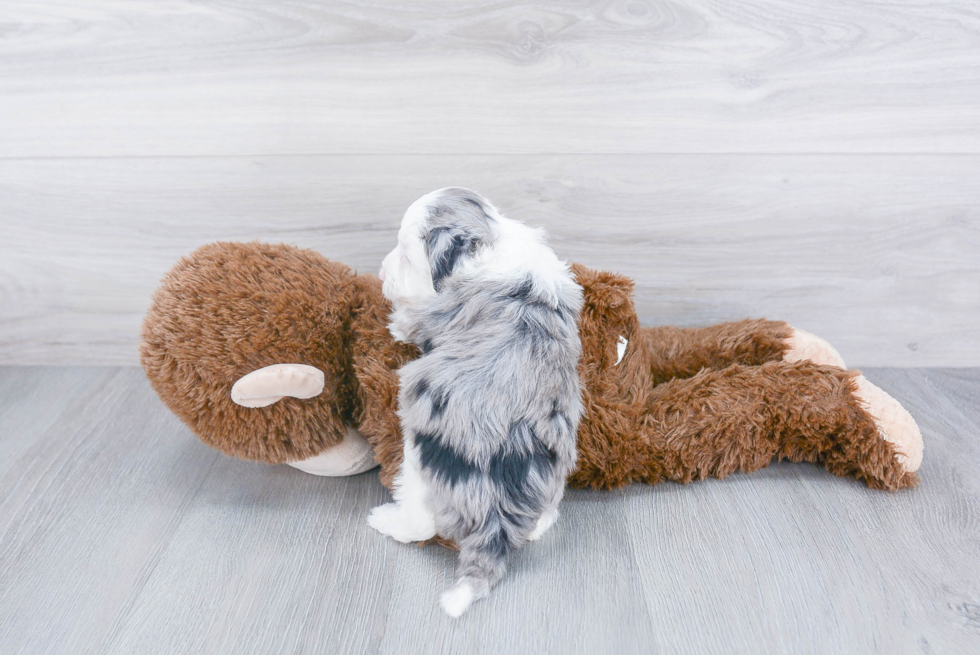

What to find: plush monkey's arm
left=637, top=319, right=845, bottom=385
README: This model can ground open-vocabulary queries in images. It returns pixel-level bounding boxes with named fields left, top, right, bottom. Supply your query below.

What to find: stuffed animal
left=140, top=241, right=923, bottom=510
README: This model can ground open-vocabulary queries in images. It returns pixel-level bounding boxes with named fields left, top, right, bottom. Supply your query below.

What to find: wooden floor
left=0, top=366, right=977, bottom=654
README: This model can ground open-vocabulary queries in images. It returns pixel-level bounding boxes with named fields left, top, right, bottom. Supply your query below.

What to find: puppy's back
left=398, top=217, right=583, bottom=615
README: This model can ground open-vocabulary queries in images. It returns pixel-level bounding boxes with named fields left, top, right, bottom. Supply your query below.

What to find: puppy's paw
left=388, top=323, right=409, bottom=343
left=441, top=580, right=476, bottom=618
left=783, top=327, right=846, bottom=368
left=367, top=503, right=436, bottom=543
left=852, top=375, right=924, bottom=473
left=527, top=509, right=558, bottom=542
left=367, top=503, right=414, bottom=542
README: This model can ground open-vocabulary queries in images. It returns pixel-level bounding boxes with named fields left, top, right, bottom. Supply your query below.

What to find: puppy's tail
left=440, top=527, right=514, bottom=618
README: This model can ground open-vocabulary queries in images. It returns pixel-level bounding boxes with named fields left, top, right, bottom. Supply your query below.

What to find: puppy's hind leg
left=368, top=443, right=437, bottom=543
left=527, top=487, right=565, bottom=542
left=526, top=509, right=558, bottom=542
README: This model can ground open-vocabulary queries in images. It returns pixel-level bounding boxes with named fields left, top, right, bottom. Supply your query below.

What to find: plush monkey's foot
left=783, top=328, right=847, bottom=368
left=852, top=375, right=924, bottom=473
left=368, top=502, right=437, bottom=544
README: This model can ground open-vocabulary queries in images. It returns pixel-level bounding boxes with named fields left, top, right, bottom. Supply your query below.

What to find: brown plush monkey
left=141, top=241, right=922, bottom=502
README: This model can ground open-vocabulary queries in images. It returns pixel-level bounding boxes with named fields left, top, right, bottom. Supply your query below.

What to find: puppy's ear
left=423, top=189, right=496, bottom=291
left=427, top=228, right=477, bottom=291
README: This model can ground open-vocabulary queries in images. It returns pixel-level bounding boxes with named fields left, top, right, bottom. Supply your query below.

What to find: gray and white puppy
left=368, top=187, right=583, bottom=617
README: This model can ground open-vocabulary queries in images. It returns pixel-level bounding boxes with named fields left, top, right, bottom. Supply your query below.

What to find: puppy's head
left=380, top=187, right=497, bottom=306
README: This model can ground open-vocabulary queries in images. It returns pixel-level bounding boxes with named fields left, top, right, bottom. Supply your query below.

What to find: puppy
left=368, top=188, right=583, bottom=617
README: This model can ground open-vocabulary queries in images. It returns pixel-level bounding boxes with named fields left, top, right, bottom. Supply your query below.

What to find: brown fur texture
left=141, top=243, right=918, bottom=497
left=566, top=264, right=917, bottom=492
left=140, top=242, right=364, bottom=463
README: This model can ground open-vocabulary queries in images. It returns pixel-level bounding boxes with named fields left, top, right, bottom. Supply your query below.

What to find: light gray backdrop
left=1, top=1, right=978, bottom=366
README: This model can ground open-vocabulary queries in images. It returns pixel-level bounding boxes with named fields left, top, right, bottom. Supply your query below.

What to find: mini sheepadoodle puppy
left=368, top=187, right=583, bottom=617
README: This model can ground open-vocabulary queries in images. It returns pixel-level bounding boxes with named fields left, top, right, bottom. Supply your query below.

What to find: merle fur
left=422, top=191, right=495, bottom=291
left=397, top=189, right=583, bottom=601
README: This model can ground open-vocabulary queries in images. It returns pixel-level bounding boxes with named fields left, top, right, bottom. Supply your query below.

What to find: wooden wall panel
left=0, top=1, right=977, bottom=364
left=0, top=1, right=979, bottom=156
left=2, top=155, right=976, bottom=365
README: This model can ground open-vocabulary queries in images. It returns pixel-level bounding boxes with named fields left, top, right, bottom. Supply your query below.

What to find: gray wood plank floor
left=0, top=366, right=977, bottom=654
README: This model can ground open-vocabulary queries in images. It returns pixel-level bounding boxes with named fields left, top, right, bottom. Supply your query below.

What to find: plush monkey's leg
left=641, top=361, right=919, bottom=491
left=638, top=319, right=793, bottom=385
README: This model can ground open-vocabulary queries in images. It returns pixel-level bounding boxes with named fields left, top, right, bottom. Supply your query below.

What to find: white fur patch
left=466, top=209, right=580, bottom=313
left=527, top=509, right=558, bottom=541
left=379, top=191, right=442, bottom=342
left=440, top=580, right=475, bottom=618
left=367, top=443, right=437, bottom=543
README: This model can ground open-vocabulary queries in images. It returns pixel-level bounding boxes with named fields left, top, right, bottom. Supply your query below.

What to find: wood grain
left=0, top=366, right=978, bottom=654
left=0, top=1, right=977, bottom=365
left=2, top=155, right=977, bottom=366
left=1, top=1, right=979, bottom=156
left=0, top=367, right=220, bottom=654
left=624, top=374, right=980, bottom=654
